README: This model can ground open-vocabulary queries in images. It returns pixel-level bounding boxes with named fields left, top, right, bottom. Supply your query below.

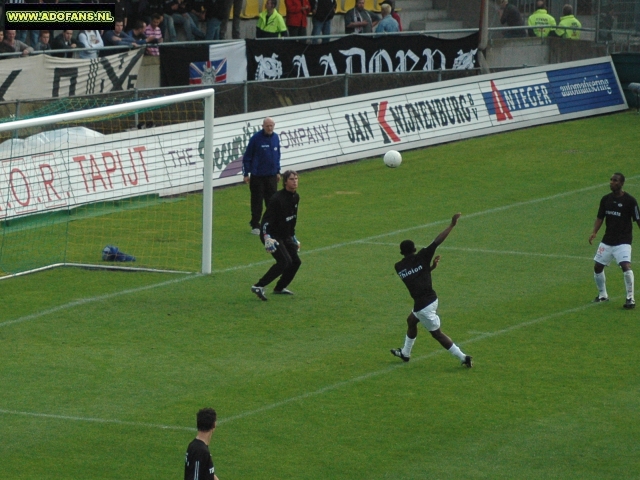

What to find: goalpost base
left=0, top=89, right=215, bottom=279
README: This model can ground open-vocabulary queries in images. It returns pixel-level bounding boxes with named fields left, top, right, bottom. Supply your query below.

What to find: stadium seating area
left=218, top=0, right=457, bottom=39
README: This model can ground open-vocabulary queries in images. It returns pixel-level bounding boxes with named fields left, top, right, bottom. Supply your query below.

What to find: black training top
left=395, top=242, right=438, bottom=311
left=597, top=192, right=640, bottom=246
left=261, top=188, right=299, bottom=240
left=184, top=438, right=215, bottom=480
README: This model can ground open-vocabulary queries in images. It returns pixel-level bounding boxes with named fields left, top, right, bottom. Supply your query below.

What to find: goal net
left=0, top=89, right=215, bottom=278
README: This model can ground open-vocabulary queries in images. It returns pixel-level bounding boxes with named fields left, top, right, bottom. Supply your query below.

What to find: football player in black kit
left=589, top=173, right=640, bottom=309
left=184, top=407, right=219, bottom=480
left=391, top=212, right=473, bottom=367
left=251, top=170, right=301, bottom=301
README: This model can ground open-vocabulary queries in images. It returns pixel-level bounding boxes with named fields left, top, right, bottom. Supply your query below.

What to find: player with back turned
left=390, top=213, right=473, bottom=367
left=589, top=173, right=640, bottom=309
left=184, top=407, right=219, bottom=480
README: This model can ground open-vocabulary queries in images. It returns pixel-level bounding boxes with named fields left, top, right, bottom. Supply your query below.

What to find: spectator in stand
left=256, top=0, right=288, bottom=38
left=165, top=0, right=206, bottom=41
left=344, top=0, right=380, bottom=34
left=78, top=30, right=104, bottom=59
left=138, top=0, right=175, bottom=42
left=0, top=31, right=15, bottom=57
left=527, top=0, right=555, bottom=37
left=113, top=0, right=128, bottom=27
left=3, top=30, right=34, bottom=56
left=598, top=5, right=615, bottom=42
left=34, top=30, right=52, bottom=52
left=380, top=0, right=401, bottom=31
left=51, top=30, right=77, bottom=58
left=130, top=19, right=159, bottom=45
left=375, top=3, right=399, bottom=33
left=190, top=0, right=206, bottom=27
left=285, top=0, right=311, bottom=38
left=310, top=0, right=336, bottom=43
left=499, top=0, right=526, bottom=37
left=202, top=0, right=228, bottom=40
left=13, top=0, right=37, bottom=46
left=557, top=4, right=581, bottom=39
left=144, top=13, right=163, bottom=55
left=220, top=0, right=243, bottom=39
left=104, top=19, right=144, bottom=48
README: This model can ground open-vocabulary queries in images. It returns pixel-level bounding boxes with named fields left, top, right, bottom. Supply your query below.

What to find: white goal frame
left=0, top=89, right=215, bottom=277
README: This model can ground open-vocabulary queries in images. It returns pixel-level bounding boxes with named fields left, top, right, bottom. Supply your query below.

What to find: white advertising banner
left=0, top=57, right=628, bottom=221
left=0, top=49, right=144, bottom=101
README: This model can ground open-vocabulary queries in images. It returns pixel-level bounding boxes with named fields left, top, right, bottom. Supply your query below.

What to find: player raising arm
left=391, top=213, right=473, bottom=367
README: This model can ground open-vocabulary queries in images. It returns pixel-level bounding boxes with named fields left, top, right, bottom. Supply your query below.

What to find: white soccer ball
left=383, top=150, right=402, bottom=168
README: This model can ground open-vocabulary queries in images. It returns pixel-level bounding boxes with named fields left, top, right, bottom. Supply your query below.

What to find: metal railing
left=0, top=21, right=638, bottom=61
left=0, top=24, right=638, bottom=118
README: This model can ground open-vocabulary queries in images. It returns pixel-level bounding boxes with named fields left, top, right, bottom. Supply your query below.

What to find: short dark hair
left=151, top=12, right=163, bottom=21
left=536, top=0, right=545, bottom=8
left=400, top=240, right=416, bottom=256
left=613, top=172, right=625, bottom=184
left=562, top=4, right=573, bottom=15
left=196, top=407, right=217, bottom=432
left=282, top=170, right=298, bottom=187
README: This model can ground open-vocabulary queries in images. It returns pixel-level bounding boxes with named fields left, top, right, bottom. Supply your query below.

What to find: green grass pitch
left=1, top=112, right=639, bottom=479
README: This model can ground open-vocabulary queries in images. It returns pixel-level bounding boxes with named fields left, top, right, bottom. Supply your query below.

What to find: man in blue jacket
left=243, top=117, right=281, bottom=235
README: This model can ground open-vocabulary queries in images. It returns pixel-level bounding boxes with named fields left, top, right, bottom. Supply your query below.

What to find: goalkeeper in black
left=390, top=212, right=473, bottom=367
left=184, top=407, right=219, bottom=480
left=251, top=170, right=301, bottom=301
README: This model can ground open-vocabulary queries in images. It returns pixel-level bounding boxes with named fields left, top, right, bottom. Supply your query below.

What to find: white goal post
left=0, top=89, right=215, bottom=277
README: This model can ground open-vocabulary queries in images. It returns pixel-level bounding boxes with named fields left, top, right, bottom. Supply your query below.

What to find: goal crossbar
left=0, top=89, right=215, bottom=277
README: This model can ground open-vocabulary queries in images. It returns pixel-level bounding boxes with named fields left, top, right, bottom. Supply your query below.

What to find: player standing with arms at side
left=589, top=173, right=640, bottom=309
left=391, top=213, right=473, bottom=367
left=243, top=117, right=281, bottom=235
left=184, top=408, right=219, bottom=480
left=251, top=171, right=302, bottom=301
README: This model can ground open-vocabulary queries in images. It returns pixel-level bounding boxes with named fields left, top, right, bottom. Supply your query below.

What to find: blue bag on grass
left=102, top=245, right=136, bottom=262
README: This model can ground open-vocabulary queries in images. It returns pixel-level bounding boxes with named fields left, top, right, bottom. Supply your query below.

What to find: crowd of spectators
left=0, top=0, right=590, bottom=61
left=499, top=0, right=582, bottom=40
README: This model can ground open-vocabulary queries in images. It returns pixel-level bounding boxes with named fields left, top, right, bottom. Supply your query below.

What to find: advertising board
left=0, top=57, right=627, bottom=220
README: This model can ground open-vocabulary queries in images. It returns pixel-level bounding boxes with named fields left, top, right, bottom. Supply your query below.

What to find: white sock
left=402, top=336, right=415, bottom=357
left=594, top=272, right=608, bottom=298
left=448, top=343, right=466, bottom=361
left=624, top=270, right=634, bottom=300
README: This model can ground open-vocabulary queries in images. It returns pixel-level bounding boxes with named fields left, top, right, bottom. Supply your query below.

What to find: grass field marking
left=0, top=258, right=281, bottom=330
left=2, top=179, right=617, bottom=329
left=298, top=178, right=630, bottom=256
left=217, top=299, right=610, bottom=426
left=458, top=297, right=620, bottom=346
left=0, top=298, right=615, bottom=431
left=0, top=408, right=194, bottom=432
left=358, top=241, right=593, bottom=261
left=0, top=275, right=201, bottom=329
